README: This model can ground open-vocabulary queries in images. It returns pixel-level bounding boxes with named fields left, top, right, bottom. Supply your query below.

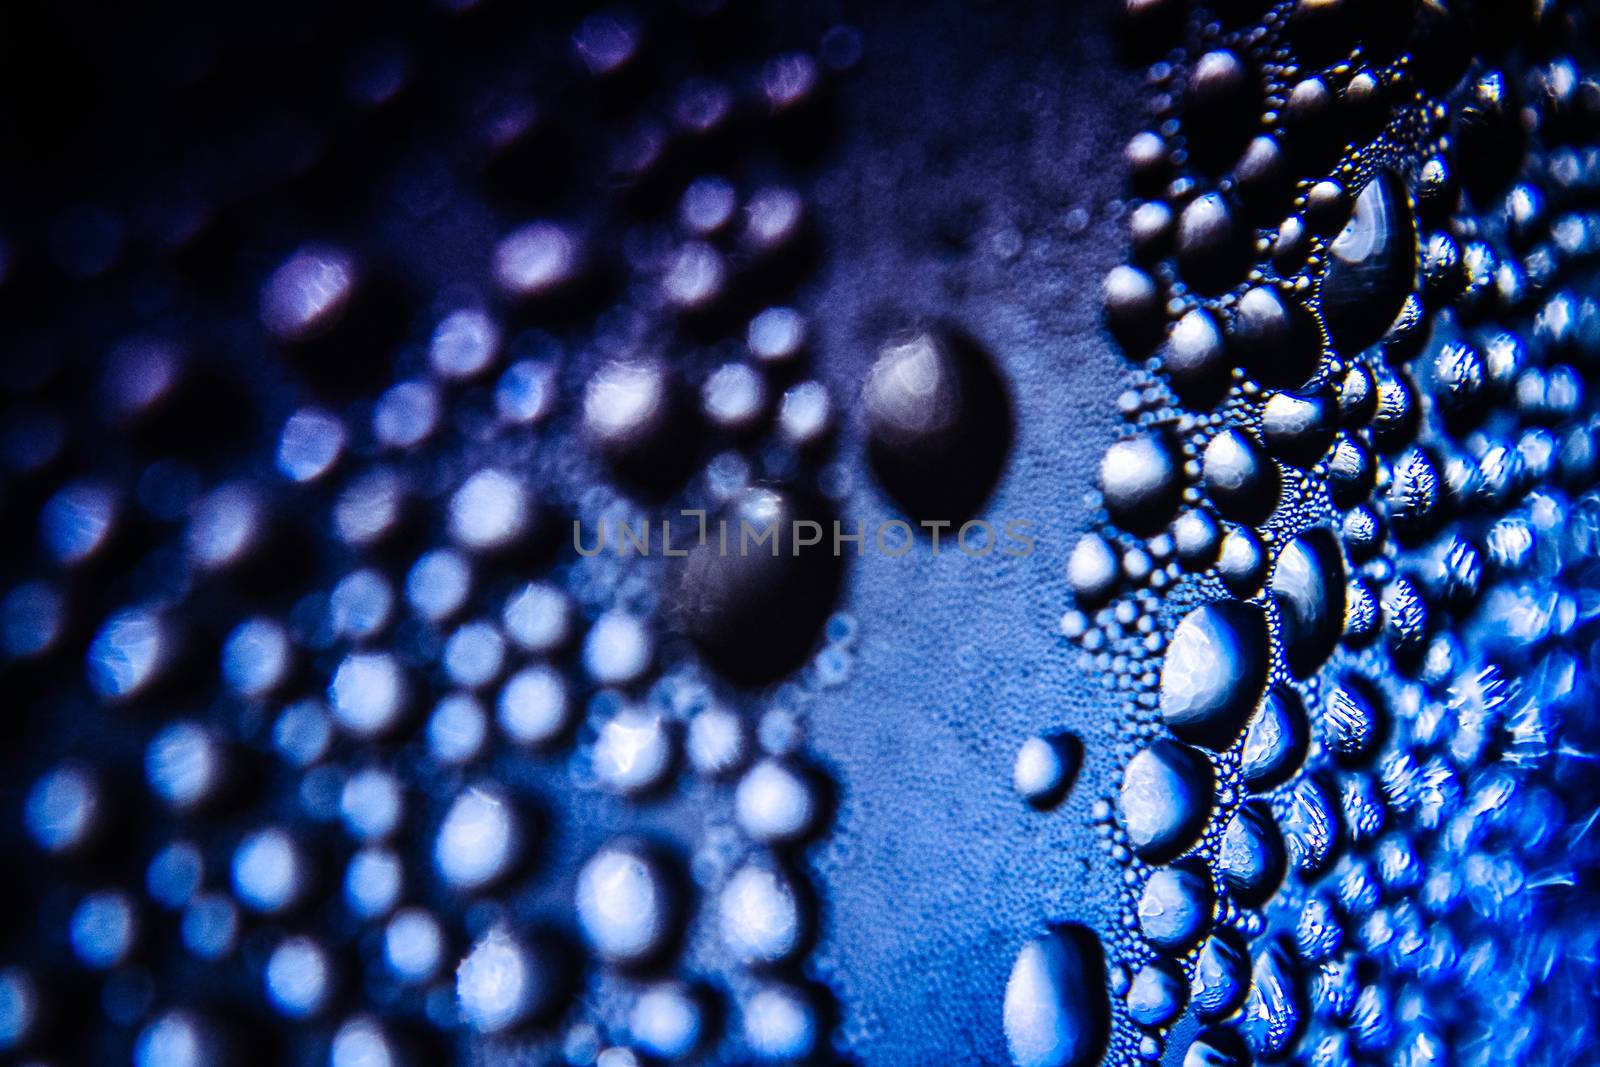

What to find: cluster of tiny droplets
left=1018, top=1, right=1600, bottom=1065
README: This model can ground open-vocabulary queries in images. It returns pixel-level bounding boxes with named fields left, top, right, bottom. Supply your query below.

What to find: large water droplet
left=1182, top=1027, right=1251, bottom=1067
left=574, top=841, right=681, bottom=966
left=1321, top=170, right=1417, bottom=358
left=1177, top=193, right=1252, bottom=294
left=1217, top=799, right=1285, bottom=906
left=1160, top=601, right=1269, bottom=749
left=1262, top=386, right=1337, bottom=468
left=863, top=326, right=1012, bottom=523
left=1138, top=863, right=1213, bottom=953
left=1191, top=932, right=1249, bottom=1019
left=1230, top=285, right=1321, bottom=390
left=1281, top=774, right=1341, bottom=877
left=1120, top=740, right=1215, bottom=862
left=1293, top=892, right=1345, bottom=964
left=1163, top=309, right=1230, bottom=406
left=1003, top=926, right=1109, bottom=1067
left=1100, top=434, right=1182, bottom=535
left=1323, top=676, right=1386, bottom=765
left=1202, top=428, right=1280, bottom=524
left=1240, top=687, right=1310, bottom=792
left=674, top=486, right=844, bottom=685
left=1239, top=936, right=1305, bottom=1060
left=1126, top=961, right=1185, bottom=1028
left=1269, top=528, right=1346, bottom=678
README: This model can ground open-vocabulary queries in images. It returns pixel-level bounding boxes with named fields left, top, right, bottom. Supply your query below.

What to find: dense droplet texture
left=1269, top=528, right=1346, bottom=678
left=1230, top=286, right=1321, bottom=390
left=673, top=486, right=844, bottom=685
left=1160, top=601, right=1269, bottom=749
left=11, top=4, right=1600, bottom=1065
left=1100, top=434, right=1182, bottom=534
left=1003, top=926, right=1109, bottom=1067
left=1240, top=687, right=1309, bottom=792
left=1120, top=740, right=1215, bottom=862
left=862, top=327, right=1012, bottom=522
left=1202, top=428, right=1279, bottom=524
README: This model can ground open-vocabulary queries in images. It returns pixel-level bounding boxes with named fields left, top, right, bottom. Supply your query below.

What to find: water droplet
left=434, top=787, right=521, bottom=892
left=1282, top=775, right=1341, bottom=877
left=1126, top=961, right=1185, bottom=1028
left=1270, top=528, right=1346, bottom=678
left=736, top=760, right=818, bottom=843
left=1217, top=799, right=1286, bottom=906
left=1180, top=1026, right=1250, bottom=1067
left=1138, top=864, right=1213, bottom=953
left=1240, top=687, right=1310, bottom=792
left=1239, top=936, right=1305, bottom=1060
left=862, top=326, right=1012, bottom=523
left=1003, top=925, right=1110, bottom=1067
left=1176, top=193, right=1251, bottom=294
left=673, top=486, right=844, bottom=685
left=1160, top=601, right=1269, bottom=749
left=456, top=927, right=554, bottom=1034
left=1120, top=740, right=1215, bottom=861
left=1191, top=933, right=1249, bottom=1019
left=1015, top=734, right=1084, bottom=809
left=1262, top=386, right=1337, bottom=468
left=1202, top=428, right=1280, bottom=525
left=1163, top=309, right=1229, bottom=406
left=1101, top=434, right=1182, bottom=535
left=719, top=859, right=806, bottom=966
left=576, top=842, right=680, bottom=966
left=1230, top=286, right=1321, bottom=391
left=1068, top=534, right=1121, bottom=606
left=1323, top=676, right=1386, bottom=765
